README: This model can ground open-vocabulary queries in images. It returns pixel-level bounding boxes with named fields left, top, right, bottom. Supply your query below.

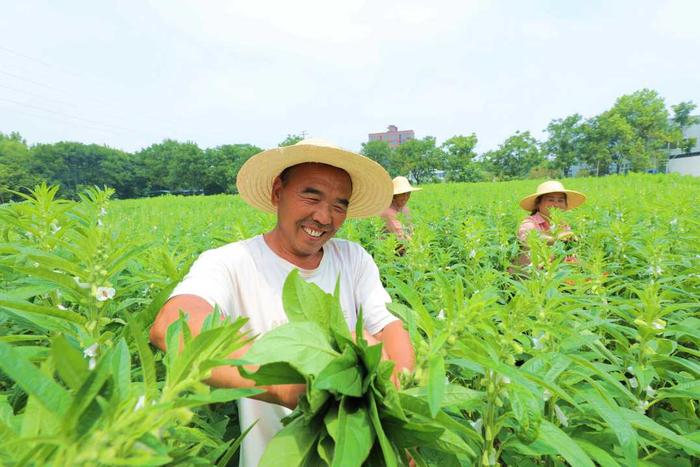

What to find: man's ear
left=270, top=176, right=283, bottom=206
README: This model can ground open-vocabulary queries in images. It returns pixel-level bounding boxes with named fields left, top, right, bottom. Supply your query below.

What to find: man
left=149, top=139, right=415, bottom=466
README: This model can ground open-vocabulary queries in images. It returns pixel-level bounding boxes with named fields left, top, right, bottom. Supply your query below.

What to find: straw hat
left=236, top=138, right=393, bottom=218
left=519, top=180, right=586, bottom=211
left=392, top=176, right=422, bottom=195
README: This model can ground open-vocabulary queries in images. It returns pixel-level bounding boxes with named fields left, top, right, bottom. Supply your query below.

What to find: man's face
left=537, top=192, right=567, bottom=217
left=271, top=163, right=352, bottom=260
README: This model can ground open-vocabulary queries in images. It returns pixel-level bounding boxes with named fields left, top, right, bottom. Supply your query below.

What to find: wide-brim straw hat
left=392, top=176, right=422, bottom=195
left=236, top=138, right=393, bottom=218
left=519, top=180, right=586, bottom=211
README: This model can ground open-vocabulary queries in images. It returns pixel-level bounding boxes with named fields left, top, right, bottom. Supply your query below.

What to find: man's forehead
left=281, top=162, right=352, bottom=184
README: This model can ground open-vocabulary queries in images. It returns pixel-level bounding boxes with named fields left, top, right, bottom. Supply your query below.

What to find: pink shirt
left=517, top=212, right=551, bottom=243
left=515, top=212, right=573, bottom=267
left=380, top=205, right=412, bottom=240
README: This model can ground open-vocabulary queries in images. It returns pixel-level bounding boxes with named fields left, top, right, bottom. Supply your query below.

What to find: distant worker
left=515, top=180, right=586, bottom=267
left=380, top=176, right=421, bottom=242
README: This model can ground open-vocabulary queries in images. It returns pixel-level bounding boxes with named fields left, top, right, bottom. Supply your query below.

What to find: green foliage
left=279, top=133, right=305, bottom=147
left=441, top=134, right=484, bottom=182
left=244, top=270, right=476, bottom=466
left=483, top=131, right=543, bottom=180
left=361, top=140, right=393, bottom=170
left=390, top=137, right=443, bottom=183
left=2, top=168, right=699, bottom=465
left=671, top=101, right=700, bottom=153
left=0, top=184, right=258, bottom=465
left=543, top=113, right=585, bottom=176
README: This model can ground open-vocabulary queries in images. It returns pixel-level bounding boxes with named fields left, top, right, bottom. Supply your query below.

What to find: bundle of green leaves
left=241, top=270, right=475, bottom=466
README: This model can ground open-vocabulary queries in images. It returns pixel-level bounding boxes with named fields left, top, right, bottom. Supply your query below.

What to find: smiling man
left=149, top=139, right=415, bottom=467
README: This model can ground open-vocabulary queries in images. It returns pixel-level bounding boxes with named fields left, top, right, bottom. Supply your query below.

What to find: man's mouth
left=302, top=226, right=324, bottom=238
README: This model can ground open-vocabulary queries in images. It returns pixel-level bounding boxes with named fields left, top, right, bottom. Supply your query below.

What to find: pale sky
left=1, top=0, right=698, bottom=154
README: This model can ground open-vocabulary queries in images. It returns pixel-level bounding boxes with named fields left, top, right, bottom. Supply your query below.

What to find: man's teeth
left=303, top=227, right=323, bottom=237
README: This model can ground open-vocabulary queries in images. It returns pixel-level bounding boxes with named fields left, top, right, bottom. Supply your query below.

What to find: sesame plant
left=1, top=173, right=699, bottom=466
left=0, top=185, right=258, bottom=465
left=242, top=270, right=478, bottom=466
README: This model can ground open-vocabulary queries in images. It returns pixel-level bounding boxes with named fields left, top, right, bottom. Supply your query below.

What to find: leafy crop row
left=1, top=173, right=698, bottom=465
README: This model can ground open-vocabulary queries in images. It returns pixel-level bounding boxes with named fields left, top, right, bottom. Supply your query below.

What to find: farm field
left=1, top=173, right=699, bottom=466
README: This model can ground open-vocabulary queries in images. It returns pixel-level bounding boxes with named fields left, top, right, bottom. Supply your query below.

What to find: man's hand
left=151, top=295, right=306, bottom=409
left=267, top=384, right=306, bottom=410
left=372, top=321, right=415, bottom=389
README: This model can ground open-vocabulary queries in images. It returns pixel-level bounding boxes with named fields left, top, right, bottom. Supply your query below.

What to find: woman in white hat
left=380, top=176, right=421, bottom=242
left=515, top=180, right=586, bottom=266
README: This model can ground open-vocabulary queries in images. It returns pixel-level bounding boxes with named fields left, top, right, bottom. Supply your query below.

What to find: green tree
left=279, top=134, right=305, bottom=147
left=202, top=144, right=262, bottom=194
left=0, top=132, right=38, bottom=202
left=580, top=112, right=638, bottom=176
left=389, top=137, right=442, bottom=183
left=543, top=114, right=585, bottom=176
left=608, top=89, right=674, bottom=171
left=441, top=134, right=484, bottom=182
left=360, top=140, right=393, bottom=171
left=482, top=131, right=543, bottom=180
left=29, top=142, right=133, bottom=199
left=671, top=101, right=700, bottom=153
left=135, top=140, right=206, bottom=194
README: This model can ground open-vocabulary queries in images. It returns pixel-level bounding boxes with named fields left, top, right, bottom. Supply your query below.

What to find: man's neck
left=262, top=230, right=324, bottom=270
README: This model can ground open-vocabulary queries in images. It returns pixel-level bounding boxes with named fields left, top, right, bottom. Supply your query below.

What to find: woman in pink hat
left=515, top=180, right=586, bottom=267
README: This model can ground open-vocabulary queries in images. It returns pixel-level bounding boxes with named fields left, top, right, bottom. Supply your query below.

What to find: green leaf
left=62, top=346, right=114, bottom=433
left=536, top=420, right=595, bottom=467
left=331, top=398, right=375, bottom=467
left=177, top=388, right=264, bottom=406
left=258, top=416, right=322, bottom=467
left=426, top=353, right=446, bottom=418
left=578, top=386, right=637, bottom=466
left=315, top=346, right=364, bottom=397
left=619, top=408, right=700, bottom=455
left=240, top=361, right=306, bottom=385
left=216, top=421, right=257, bottom=467
left=656, top=380, right=700, bottom=400
left=317, top=430, right=335, bottom=465
left=575, top=438, right=624, bottom=467
left=0, top=295, right=86, bottom=324
left=282, top=269, right=337, bottom=337
left=367, top=392, right=398, bottom=467
left=382, top=416, right=444, bottom=448
left=245, top=321, right=339, bottom=377
left=398, top=392, right=481, bottom=444
left=403, top=384, right=484, bottom=411
left=51, top=335, right=88, bottom=390
left=0, top=341, right=70, bottom=417
left=126, top=315, right=158, bottom=400
left=385, top=277, right=434, bottom=337
left=508, top=385, right=542, bottom=445
left=112, top=338, right=131, bottom=401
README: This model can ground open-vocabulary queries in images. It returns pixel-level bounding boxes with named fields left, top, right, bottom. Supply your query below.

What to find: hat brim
left=394, top=186, right=422, bottom=195
left=236, top=143, right=393, bottom=218
left=519, top=189, right=586, bottom=211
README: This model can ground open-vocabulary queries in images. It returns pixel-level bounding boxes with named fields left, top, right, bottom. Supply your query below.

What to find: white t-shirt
left=170, top=234, right=397, bottom=467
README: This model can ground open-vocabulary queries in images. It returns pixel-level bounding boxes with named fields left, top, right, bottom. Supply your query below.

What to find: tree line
left=1, top=89, right=697, bottom=202
left=362, top=89, right=698, bottom=183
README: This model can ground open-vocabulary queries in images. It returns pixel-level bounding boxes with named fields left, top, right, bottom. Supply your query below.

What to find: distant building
left=667, top=118, right=700, bottom=176
left=368, top=125, right=415, bottom=148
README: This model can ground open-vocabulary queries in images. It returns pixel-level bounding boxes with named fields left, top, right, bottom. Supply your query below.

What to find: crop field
left=1, top=173, right=699, bottom=466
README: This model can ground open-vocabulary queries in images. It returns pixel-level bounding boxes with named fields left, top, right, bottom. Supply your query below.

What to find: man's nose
left=311, top=203, right=332, bottom=225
